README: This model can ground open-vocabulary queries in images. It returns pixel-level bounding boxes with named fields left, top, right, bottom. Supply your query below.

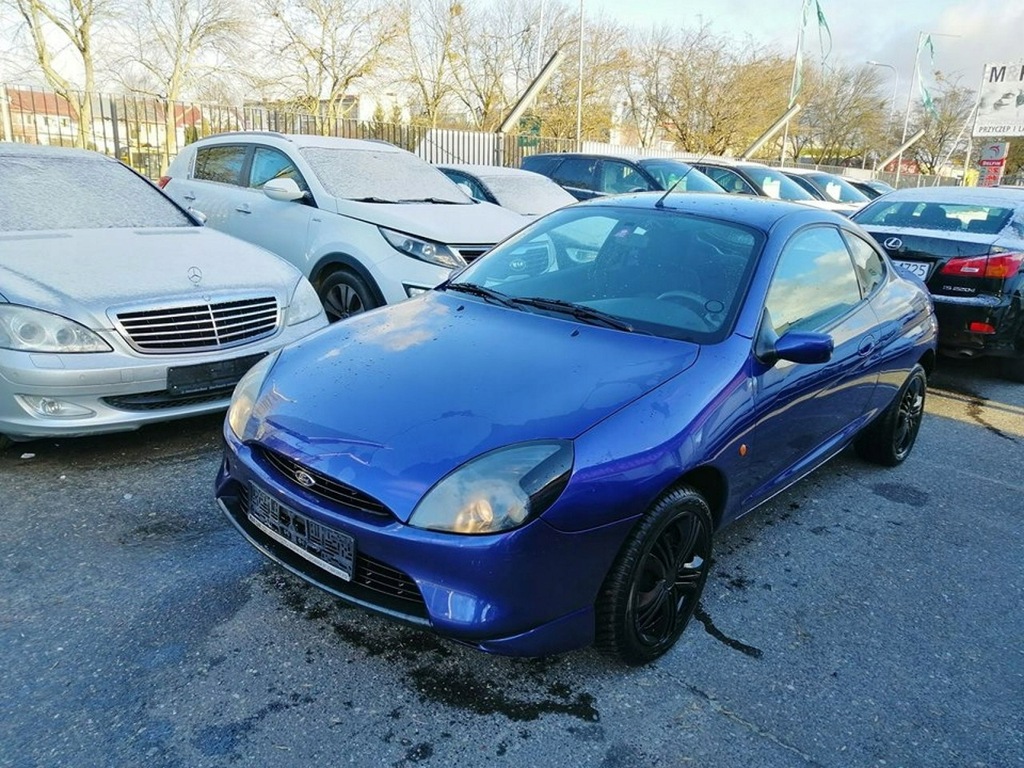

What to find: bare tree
left=395, top=0, right=465, bottom=127
left=613, top=25, right=675, bottom=149
left=5, top=0, right=114, bottom=147
left=911, top=76, right=976, bottom=174
left=110, top=0, right=246, bottom=166
left=447, top=0, right=538, bottom=130
left=249, top=0, right=400, bottom=133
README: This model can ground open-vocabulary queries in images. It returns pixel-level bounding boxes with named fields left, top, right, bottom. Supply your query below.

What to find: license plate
left=248, top=482, right=354, bottom=581
left=167, top=353, right=266, bottom=396
left=894, top=260, right=930, bottom=280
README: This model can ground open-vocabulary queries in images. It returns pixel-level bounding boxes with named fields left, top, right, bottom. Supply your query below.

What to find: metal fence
left=2, top=82, right=950, bottom=187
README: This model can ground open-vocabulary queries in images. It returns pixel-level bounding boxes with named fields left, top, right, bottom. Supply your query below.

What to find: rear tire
left=318, top=270, right=379, bottom=322
left=855, top=364, right=927, bottom=466
left=595, top=486, right=713, bottom=665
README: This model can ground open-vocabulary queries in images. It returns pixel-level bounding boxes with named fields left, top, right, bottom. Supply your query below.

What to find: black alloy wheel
left=596, top=487, right=713, bottom=665
left=855, top=364, right=927, bottom=466
left=319, top=270, right=378, bottom=322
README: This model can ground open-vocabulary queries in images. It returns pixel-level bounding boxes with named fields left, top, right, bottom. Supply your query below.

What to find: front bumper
left=933, top=293, right=1023, bottom=360
left=0, top=314, right=326, bottom=441
left=216, top=431, right=635, bottom=657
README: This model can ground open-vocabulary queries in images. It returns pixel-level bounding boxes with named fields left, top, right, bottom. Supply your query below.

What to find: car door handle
left=182, top=192, right=196, bottom=202
left=858, top=336, right=876, bottom=356
left=235, top=204, right=251, bottom=214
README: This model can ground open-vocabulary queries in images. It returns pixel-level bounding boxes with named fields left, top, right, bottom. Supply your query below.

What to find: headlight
left=380, top=227, right=465, bottom=269
left=409, top=441, right=573, bottom=535
left=285, top=277, right=325, bottom=326
left=227, top=351, right=279, bottom=439
left=0, top=305, right=111, bottom=353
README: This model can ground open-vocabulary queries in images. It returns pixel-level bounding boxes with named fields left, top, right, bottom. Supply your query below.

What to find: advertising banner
left=973, top=63, right=1024, bottom=137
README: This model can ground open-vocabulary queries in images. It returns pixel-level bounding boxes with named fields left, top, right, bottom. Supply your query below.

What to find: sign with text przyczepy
left=973, top=63, right=1024, bottom=137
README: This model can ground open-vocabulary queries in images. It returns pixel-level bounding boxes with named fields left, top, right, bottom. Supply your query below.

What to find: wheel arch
left=309, top=253, right=386, bottom=307
left=665, top=465, right=728, bottom=530
left=918, top=348, right=936, bottom=377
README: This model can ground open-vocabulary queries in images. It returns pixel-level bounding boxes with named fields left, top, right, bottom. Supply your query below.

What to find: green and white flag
left=918, top=34, right=939, bottom=119
left=789, top=0, right=831, bottom=105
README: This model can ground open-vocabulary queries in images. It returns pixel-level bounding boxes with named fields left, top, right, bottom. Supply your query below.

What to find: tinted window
left=453, top=206, right=764, bottom=343
left=552, top=157, right=599, bottom=191
left=842, top=232, right=886, bottom=295
left=599, top=160, right=653, bottom=194
left=854, top=200, right=1013, bottom=234
left=443, top=171, right=489, bottom=202
left=0, top=155, right=193, bottom=231
left=638, top=160, right=724, bottom=193
left=702, top=166, right=757, bottom=195
left=741, top=166, right=816, bottom=201
left=249, top=147, right=309, bottom=192
left=766, top=227, right=862, bottom=334
left=805, top=172, right=869, bottom=204
left=194, top=145, right=248, bottom=185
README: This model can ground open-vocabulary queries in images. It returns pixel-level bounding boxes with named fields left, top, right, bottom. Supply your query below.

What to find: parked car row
left=4, top=133, right=1017, bottom=667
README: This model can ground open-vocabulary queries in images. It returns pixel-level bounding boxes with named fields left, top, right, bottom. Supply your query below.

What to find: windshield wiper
left=398, top=197, right=467, bottom=204
left=510, top=296, right=638, bottom=332
left=349, top=196, right=399, bottom=203
left=444, top=282, right=518, bottom=307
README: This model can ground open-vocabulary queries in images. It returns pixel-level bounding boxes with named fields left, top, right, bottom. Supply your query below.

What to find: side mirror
left=774, top=331, right=833, bottom=364
left=187, top=207, right=207, bottom=225
left=263, top=178, right=306, bottom=202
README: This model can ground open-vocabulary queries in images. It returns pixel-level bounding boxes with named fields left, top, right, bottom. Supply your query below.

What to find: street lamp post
left=867, top=60, right=899, bottom=128
left=575, top=0, right=584, bottom=150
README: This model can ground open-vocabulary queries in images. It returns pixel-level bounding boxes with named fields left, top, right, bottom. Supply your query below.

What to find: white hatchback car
left=162, top=133, right=525, bottom=321
left=0, top=143, right=327, bottom=448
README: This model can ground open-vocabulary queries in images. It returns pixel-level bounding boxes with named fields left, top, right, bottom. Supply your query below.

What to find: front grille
left=452, top=245, right=491, bottom=263
left=116, top=296, right=279, bottom=353
left=259, top=447, right=392, bottom=517
left=234, top=482, right=424, bottom=609
left=104, top=389, right=232, bottom=411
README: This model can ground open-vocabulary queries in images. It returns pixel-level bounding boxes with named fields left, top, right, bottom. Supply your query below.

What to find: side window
left=765, top=227, right=862, bottom=335
left=600, top=161, right=653, bottom=194
left=249, top=147, right=309, bottom=192
left=706, top=167, right=756, bottom=195
left=193, top=145, right=248, bottom=185
left=552, top=157, right=599, bottom=191
left=447, top=172, right=487, bottom=202
left=842, top=232, right=886, bottom=296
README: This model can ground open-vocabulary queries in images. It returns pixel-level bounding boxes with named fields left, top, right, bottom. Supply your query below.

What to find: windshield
left=300, top=147, right=471, bottom=203
left=0, top=155, right=194, bottom=232
left=638, top=160, right=724, bottom=193
left=478, top=173, right=576, bottom=215
left=449, top=205, right=763, bottom=343
left=854, top=199, right=1014, bottom=234
left=741, top=166, right=816, bottom=201
left=805, top=172, right=869, bottom=204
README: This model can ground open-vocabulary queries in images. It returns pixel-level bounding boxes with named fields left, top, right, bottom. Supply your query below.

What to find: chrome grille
left=259, top=448, right=392, bottom=517
left=116, top=296, right=279, bottom=353
left=452, top=245, right=491, bottom=263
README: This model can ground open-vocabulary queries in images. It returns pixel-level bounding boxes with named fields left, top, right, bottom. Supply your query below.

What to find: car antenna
left=655, top=151, right=711, bottom=209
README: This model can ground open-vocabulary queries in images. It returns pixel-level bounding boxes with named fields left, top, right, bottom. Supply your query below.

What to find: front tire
left=318, top=270, right=379, bottom=322
left=855, top=364, right=927, bottom=466
left=596, top=486, right=713, bottom=665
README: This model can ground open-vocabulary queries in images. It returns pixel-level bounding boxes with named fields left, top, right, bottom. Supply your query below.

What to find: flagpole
left=895, top=32, right=924, bottom=188
left=780, top=0, right=806, bottom=166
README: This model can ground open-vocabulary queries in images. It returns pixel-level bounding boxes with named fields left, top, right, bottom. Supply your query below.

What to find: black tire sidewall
left=319, top=270, right=378, bottom=321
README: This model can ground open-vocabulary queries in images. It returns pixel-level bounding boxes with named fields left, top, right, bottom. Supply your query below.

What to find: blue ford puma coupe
left=216, top=193, right=937, bottom=664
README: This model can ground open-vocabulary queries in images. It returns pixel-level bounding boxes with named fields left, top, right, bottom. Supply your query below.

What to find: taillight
left=156, top=176, right=171, bottom=189
left=968, top=321, right=996, bottom=334
left=940, top=252, right=1024, bottom=279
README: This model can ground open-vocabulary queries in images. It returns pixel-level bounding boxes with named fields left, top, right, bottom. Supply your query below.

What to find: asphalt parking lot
left=1, top=358, right=1021, bottom=768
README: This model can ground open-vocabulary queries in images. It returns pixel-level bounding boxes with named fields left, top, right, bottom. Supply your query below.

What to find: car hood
left=251, top=292, right=700, bottom=521
left=0, top=227, right=301, bottom=326
left=332, top=198, right=525, bottom=245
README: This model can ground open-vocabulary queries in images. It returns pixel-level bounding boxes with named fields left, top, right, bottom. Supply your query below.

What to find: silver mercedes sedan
left=0, top=143, right=328, bottom=448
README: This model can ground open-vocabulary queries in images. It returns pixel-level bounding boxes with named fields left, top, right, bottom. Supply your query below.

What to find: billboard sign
left=977, top=141, right=1010, bottom=186
left=973, top=63, right=1024, bottom=137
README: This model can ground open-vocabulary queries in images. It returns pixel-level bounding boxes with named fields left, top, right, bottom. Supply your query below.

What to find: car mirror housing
left=263, top=178, right=306, bottom=202
left=774, top=331, right=834, bottom=365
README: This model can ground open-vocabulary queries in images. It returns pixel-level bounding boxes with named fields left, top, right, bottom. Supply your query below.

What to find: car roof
left=525, top=152, right=697, bottom=164
left=191, top=131, right=405, bottom=152
left=875, top=186, right=1024, bottom=206
left=781, top=167, right=832, bottom=177
left=696, top=158, right=772, bottom=170
left=573, top=189, right=838, bottom=230
left=0, top=142, right=113, bottom=162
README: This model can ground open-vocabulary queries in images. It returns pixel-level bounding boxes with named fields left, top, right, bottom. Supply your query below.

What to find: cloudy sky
left=590, top=0, right=1022, bottom=98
